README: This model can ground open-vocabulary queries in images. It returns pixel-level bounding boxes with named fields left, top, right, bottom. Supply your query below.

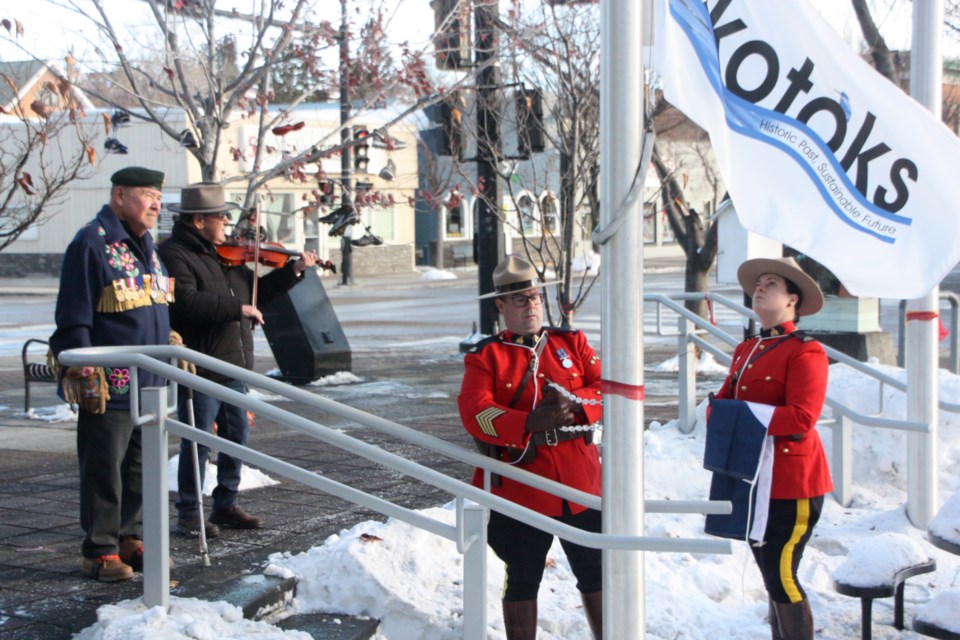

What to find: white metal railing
left=644, top=292, right=948, bottom=512
left=60, top=345, right=731, bottom=640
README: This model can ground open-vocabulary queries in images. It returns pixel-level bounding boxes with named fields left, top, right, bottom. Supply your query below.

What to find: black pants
left=487, top=503, right=602, bottom=601
left=77, top=408, right=142, bottom=558
left=751, top=496, right=824, bottom=604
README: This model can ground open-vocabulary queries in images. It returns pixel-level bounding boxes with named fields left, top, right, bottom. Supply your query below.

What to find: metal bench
left=835, top=559, right=937, bottom=640
left=451, top=243, right=472, bottom=268
left=21, top=338, right=57, bottom=412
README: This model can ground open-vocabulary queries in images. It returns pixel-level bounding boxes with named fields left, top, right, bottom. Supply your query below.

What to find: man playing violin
left=158, top=182, right=317, bottom=538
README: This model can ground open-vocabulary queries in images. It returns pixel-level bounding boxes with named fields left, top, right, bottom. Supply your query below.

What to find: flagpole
left=601, top=0, right=645, bottom=636
left=906, top=0, right=943, bottom=529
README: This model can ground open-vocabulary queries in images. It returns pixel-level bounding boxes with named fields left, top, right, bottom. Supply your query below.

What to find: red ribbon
left=906, top=311, right=939, bottom=322
left=601, top=379, right=645, bottom=400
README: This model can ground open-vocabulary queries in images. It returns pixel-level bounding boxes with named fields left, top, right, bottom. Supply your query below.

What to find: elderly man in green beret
left=51, top=166, right=175, bottom=582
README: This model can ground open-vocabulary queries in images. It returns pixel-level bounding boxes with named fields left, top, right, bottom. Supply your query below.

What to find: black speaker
left=261, top=269, right=352, bottom=384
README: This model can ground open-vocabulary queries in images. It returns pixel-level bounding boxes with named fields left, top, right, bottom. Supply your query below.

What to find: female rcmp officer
left=713, top=257, right=833, bottom=640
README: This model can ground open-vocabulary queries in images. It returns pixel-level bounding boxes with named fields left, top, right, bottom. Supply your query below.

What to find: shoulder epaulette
left=544, top=326, right=579, bottom=335
left=465, top=334, right=501, bottom=354
left=791, top=330, right=816, bottom=343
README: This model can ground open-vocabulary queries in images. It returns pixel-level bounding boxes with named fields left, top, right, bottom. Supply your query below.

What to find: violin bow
left=251, top=194, right=262, bottom=310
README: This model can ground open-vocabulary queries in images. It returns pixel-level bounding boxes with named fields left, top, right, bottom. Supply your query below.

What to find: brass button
left=596, top=390, right=602, bottom=395
left=741, top=385, right=747, bottom=391
left=759, top=344, right=766, bottom=350
left=537, top=373, right=545, bottom=378
left=782, top=448, right=790, bottom=453
left=747, top=364, right=753, bottom=369
left=765, top=376, right=772, bottom=381
left=571, top=373, right=578, bottom=378
left=505, top=383, right=513, bottom=389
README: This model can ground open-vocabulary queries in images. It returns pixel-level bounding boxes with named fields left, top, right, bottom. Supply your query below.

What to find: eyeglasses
left=508, top=292, right=544, bottom=308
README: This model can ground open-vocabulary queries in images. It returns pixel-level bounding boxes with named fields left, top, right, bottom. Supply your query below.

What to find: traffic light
left=318, top=179, right=335, bottom=205
left=431, top=0, right=470, bottom=71
left=516, top=88, right=545, bottom=158
left=353, top=125, right=370, bottom=173
left=438, top=91, right=465, bottom=159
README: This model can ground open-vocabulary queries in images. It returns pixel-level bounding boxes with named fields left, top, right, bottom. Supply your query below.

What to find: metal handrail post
left=460, top=502, right=487, bottom=640
left=832, top=414, right=853, bottom=507
left=944, top=293, right=960, bottom=374
left=678, top=315, right=697, bottom=434
left=140, top=386, right=170, bottom=609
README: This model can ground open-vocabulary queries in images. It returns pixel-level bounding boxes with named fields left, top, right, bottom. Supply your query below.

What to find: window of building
left=368, top=205, right=395, bottom=242
left=541, top=193, right=559, bottom=234
left=445, top=200, right=465, bottom=238
left=517, top=194, right=536, bottom=234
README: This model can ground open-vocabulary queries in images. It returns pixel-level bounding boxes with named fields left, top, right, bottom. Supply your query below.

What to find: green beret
left=110, top=167, right=165, bottom=190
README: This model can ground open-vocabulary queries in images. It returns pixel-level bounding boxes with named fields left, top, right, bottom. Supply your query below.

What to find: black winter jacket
left=158, top=223, right=303, bottom=380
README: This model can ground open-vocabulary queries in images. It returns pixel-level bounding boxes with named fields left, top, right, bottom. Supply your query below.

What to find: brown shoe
left=118, top=536, right=144, bottom=572
left=176, top=515, right=220, bottom=539
left=82, top=554, right=133, bottom=582
left=210, top=505, right=263, bottom=529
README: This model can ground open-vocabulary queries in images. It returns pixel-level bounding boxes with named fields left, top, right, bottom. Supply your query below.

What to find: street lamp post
left=339, top=0, right=354, bottom=286
left=474, top=0, right=506, bottom=333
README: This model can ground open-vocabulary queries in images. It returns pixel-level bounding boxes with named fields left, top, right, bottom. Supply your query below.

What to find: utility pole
left=474, top=0, right=505, bottom=334
left=339, top=0, right=354, bottom=286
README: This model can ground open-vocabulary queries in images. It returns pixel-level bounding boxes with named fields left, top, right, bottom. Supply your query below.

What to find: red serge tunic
left=714, top=322, right=833, bottom=499
left=458, top=328, right=603, bottom=517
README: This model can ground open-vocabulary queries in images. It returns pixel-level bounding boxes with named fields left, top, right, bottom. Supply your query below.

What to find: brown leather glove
left=525, top=390, right=576, bottom=433
left=169, top=330, right=196, bottom=375
left=61, top=366, right=108, bottom=414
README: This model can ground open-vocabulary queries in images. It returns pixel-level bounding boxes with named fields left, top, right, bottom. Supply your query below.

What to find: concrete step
left=276, top=612, right=380, bottom=639
left=178, top=572, right=379, bottom=639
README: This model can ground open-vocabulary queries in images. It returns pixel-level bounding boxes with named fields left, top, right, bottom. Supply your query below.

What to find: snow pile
left=73, top=597, right=310, bottom=640
left=21, top=403, right=77, bottom=422
left=649, top=350, right=730, bottom=375
left=419, top=268, right=458, bottom=281
left=929, top=490, right=960, bottom=547
left=833, top=532, right=929, bottom=588
left=307, top=371, right=365, bottom=387
left=916, top=591, right=960, bottom=633
left=166, top=455, right=280, bottom=495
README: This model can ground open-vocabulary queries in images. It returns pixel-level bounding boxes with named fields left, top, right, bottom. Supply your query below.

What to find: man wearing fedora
left=159, top=182, right=317, bottom=537
left=458, top=255, right=604, bottom=639
left=50, top=167, right=174, bottom=581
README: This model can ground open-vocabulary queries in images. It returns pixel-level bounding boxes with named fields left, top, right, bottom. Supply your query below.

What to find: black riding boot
left=502, top=599, right=538, bottom=640
left=767, top=600, right=784, bottom=640
left=772, top=599, right=813, bottom=640
left=581, top=590, right=602, bottom=639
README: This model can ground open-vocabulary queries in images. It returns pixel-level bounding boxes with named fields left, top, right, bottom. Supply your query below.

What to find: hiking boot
left=118, top=536, right=144, bottom=572
left=82, top=554, right=133, bottom=582
left=176, top=514, right=220, bottom=539
left=210, top=505, right=263, bottom=530
left=119, top=536, right=173, bottom=571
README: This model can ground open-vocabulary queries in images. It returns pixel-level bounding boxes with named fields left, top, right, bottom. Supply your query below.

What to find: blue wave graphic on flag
left=669, top=0, right=911, bottom=244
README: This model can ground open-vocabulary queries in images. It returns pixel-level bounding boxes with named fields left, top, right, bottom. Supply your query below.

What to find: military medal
left=556, top=348, right=573, bottom=369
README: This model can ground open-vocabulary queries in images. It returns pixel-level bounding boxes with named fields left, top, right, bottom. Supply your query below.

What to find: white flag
left=653, top=0, right=960, bottom=298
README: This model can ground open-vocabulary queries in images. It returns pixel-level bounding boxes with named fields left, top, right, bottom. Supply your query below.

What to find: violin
left=216, top=240, right=337, bottom=273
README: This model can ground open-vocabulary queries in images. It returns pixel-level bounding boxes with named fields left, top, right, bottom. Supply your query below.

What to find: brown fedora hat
left=478, top=255, right=561, bottom=300
left=737, top=257, right=824, bottom=316
left=167, top=182, right=240, bottom=217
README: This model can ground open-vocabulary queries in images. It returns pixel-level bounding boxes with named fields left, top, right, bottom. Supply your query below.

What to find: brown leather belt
left=530, top=428, right=584, bottom=447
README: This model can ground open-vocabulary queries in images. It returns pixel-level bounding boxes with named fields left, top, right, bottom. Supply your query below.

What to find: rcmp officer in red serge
left=712, top=257, right=832, bottom=640
left=458, top=255, right=603, bottom=640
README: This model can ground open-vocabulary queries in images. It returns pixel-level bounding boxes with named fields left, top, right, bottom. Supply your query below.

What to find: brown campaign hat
left=737, top=256, right=824, bottom=316
left=167, top=182, right=240, bottom=217
left=478, top=255, right=561, bottom=300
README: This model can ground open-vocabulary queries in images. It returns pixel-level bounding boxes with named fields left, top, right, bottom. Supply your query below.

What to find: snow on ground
left=76, top=362, right=960, bottom=639
left=166, top=455, right=280, bottom=495
left=19, top=403, right=77, bottom=422
left=419, top=267, right=458, bottom=281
